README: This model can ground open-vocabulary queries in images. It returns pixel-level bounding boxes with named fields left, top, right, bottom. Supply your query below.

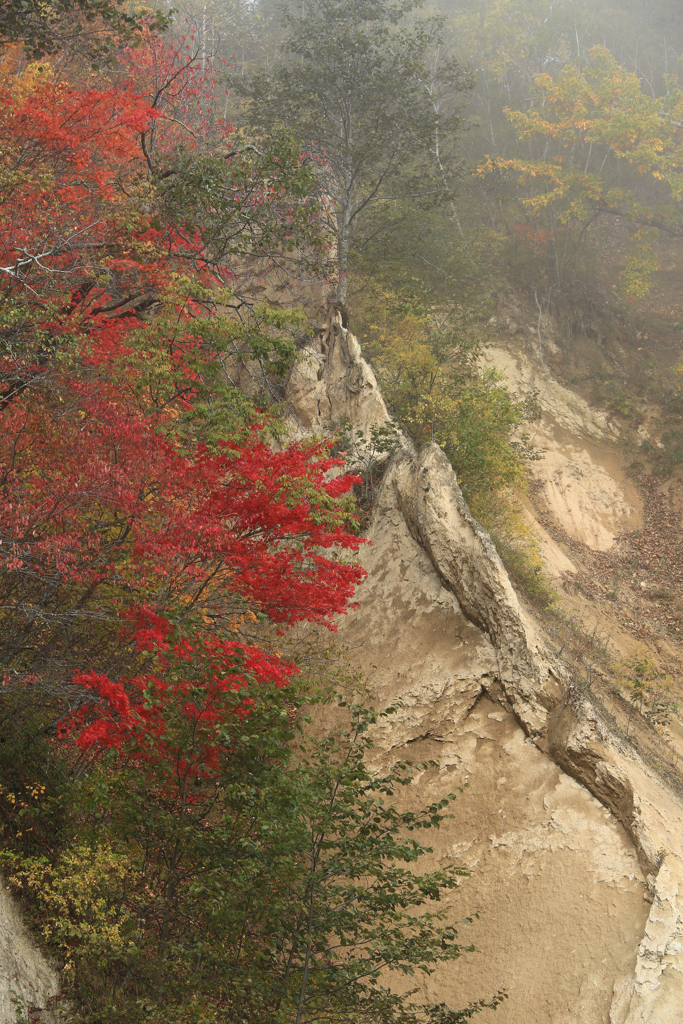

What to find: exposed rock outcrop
left=286, top=310, right=389, bottom=435
left=0, top=883, right=58, bottom=1023
left=335, top=444, right=649, bottom=1022
left=4, top=316, right=683, bottom=1024
left=386, top=440, right=562, bottom=737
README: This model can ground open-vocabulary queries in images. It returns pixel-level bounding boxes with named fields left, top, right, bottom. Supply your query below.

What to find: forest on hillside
left=1, top=0, right=682, bottom=1020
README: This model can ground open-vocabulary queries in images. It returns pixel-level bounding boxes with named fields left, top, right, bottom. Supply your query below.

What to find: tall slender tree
left=237, top=0, right=473, bottom=307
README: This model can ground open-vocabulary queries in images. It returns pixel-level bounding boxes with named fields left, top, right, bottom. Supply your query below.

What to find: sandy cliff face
left=483, top=343, right=643, bottom=556
left=336, top=471, right=646, bottom=1023
left=284, top=313, right=683, bottom=1024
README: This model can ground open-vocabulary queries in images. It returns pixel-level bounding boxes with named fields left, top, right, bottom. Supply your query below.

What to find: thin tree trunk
left=295, top=884, right=316, bottom=1024
left=335, top=199, right=352, bottom=306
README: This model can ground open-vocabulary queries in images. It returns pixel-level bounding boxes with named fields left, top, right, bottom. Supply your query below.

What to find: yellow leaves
left=0, top=780, right=46, bottom=827
left=481, top=46, right=683, bottom=302
left=506, top=106, right=560, bottom=142
left=502, top=45, right=677, bottom=174
left=0, top=50, right=55, bottom=101
left=612, top=648, right=678, bottom=728
left=619, top=229, right=658, bottom=299
left=479, top=154, right=567, bottom=196
left=475, top=154, right=498, bottom=178
left=8, top=843, right=139, bottom=971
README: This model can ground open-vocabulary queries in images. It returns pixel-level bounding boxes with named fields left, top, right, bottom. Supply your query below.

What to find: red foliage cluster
left=0, top=38, right=363, bottom=782
left=0, top=73, right=157, bottom=297
left=2, top=383, right=363, bottom=619
left=66, top=609, right=297, bottom=786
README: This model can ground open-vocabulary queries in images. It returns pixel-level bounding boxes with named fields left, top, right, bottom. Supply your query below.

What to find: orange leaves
left=499, top=46, right=671, bottom=166
left=478, top=45, right=683, bottom=293
left=477, top=154, right=566, bottom=192
left=0, top=65, right=158, bottom=303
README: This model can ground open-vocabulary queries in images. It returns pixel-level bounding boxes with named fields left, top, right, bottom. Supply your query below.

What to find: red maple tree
left=0, top=38, right=363, bottom=783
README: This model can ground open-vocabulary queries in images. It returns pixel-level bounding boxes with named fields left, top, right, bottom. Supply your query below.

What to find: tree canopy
left=237, top=0, right=473, bottom=305
left=477, top=45, right=683, bottom=295
left=0, top=0, right=171, bottom=61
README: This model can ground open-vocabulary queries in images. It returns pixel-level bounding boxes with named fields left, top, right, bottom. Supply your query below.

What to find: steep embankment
left=285, top=309, right=683, bottom=1024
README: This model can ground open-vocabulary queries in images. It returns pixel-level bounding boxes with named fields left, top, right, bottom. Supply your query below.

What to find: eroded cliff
left=284, top=310, right=683, bottom=1024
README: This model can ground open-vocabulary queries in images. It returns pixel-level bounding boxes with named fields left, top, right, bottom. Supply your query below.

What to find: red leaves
left=0, top=76, right=156, bottom=300
left=62, top=613, right=299, bottom=791
left=1, top=367, right=365, bottom=626
left=6, top=353, right=366, bottom=787
left=0, top=43, right=366, bottom=802
left=325, top=473, right=362, bottom=497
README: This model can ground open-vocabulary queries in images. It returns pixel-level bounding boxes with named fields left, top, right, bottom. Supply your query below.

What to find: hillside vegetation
left=2, top=0, right=683, bottom=1021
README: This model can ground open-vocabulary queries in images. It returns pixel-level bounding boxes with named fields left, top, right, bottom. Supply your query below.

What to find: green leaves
left=117, top=294, right=303, bottom=446
left=0, top=0, right=172, bottom=62
left=336, top=421, right=402, bottom=501
left=7, top=694, right=499, bottom=1023
left=155, top=134, right=326, bottom=282
left=361, top=297, right=532, bottom=509
left=235, top=0, right=473, bottom=302
left=212, top=699, right=478, bottom=1023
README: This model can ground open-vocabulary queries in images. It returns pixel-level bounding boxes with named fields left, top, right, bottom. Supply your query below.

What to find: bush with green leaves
left=351, top=288, right=555, bottom=606
left=2, top=694, right=504, bottom=1024
left=336, top=421, right=402, bottom=503
left=354, top=292, right=537, bottom=507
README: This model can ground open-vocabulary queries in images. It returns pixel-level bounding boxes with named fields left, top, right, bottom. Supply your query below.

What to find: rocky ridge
left=284, top=311, right=683, bottom=1024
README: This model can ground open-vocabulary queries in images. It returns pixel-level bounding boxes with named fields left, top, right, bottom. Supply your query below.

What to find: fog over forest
left=2, top=1, right=683, bottom=1022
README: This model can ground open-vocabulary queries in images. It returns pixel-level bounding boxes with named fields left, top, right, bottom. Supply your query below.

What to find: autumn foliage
left=0, top=20, right=514, bottom=1024
left=478, top=46, right=683, bottom=295
left=0, top=37, right=363, bottom=784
